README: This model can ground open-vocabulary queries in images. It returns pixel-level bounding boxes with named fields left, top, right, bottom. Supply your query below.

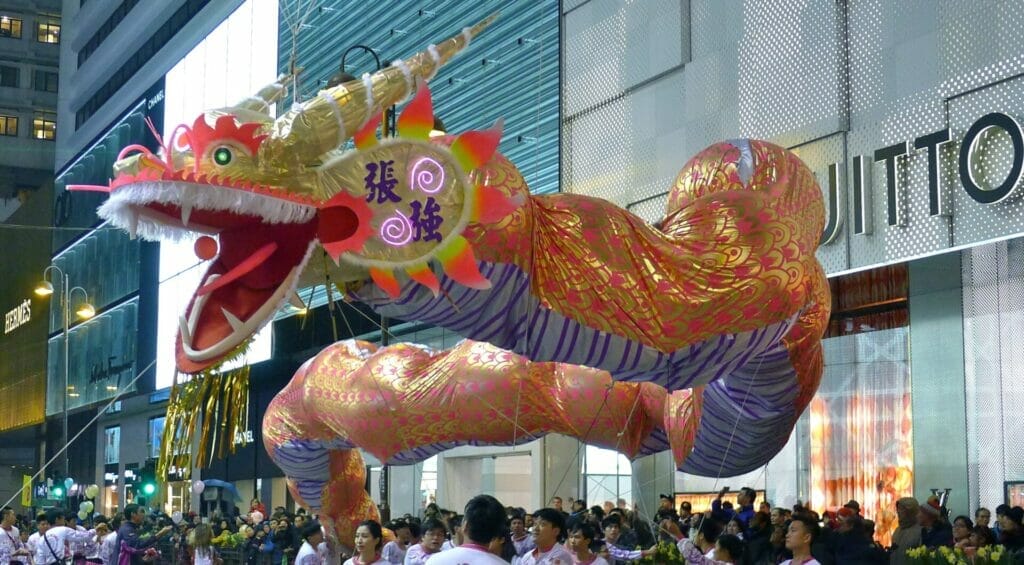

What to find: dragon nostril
left=319, top=205, right=360, bottom=242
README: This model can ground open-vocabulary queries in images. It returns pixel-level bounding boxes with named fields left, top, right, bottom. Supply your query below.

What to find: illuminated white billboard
left=156, top=0, right=279, bottom=389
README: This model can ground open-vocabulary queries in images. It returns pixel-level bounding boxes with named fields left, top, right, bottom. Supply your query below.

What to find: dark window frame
left=36, top=21, right=59, bottom=44
left=0, top=16, right=23, bottom=39
left=0, top=114, right=18, bottom=136
left=0, top=65, right=17, bottom=88
left=76, top=0, right=210, bottom=128
left=32, top=116, right=56, bottom=140
left=104, top=425, right=120, bottom=465
left=33, top=69, right=57, bottom=92
left=78, top=0, right=139, bottom=67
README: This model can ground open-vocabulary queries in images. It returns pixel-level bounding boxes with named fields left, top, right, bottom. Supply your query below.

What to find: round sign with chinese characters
left=331, top=139, right=476, bottom=269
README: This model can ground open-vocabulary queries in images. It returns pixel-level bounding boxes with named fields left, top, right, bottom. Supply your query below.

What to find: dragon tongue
left=196, top=241, right=279, bottom=296
left=175, top=220, right=318, bottom=373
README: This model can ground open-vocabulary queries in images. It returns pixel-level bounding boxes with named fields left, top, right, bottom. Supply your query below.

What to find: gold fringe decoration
left=157, top=364, right=251, bottom=481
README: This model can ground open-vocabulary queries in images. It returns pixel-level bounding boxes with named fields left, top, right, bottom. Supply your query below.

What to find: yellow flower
left=991, top=551, right=1003, bottom=563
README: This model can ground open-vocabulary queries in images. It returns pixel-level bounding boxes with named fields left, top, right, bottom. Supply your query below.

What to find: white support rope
left=712, top=351, right=769, bottom=491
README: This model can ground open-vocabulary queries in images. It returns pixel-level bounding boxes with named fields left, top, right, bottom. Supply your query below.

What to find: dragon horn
left=260, top=14, right=498, bottom=167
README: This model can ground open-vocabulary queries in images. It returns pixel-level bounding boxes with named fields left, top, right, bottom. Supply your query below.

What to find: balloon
left=83, top=501, right=94, bottom=513
left=249, top=511, right=263, bottom=524
left=77, top=510, right=88, bottom=521
left=89, top=15, right=829, bottom=554
left=171, top=511, right=183, bottom=525
left=85, top=484, right=99, bottom=499
left=263, top=339, right=683, bottom=547
left=191, top=480, right=204, bottom=494
left=79, top=501, right=88, bottom=511
left=64, top=478, right=74, bottom=490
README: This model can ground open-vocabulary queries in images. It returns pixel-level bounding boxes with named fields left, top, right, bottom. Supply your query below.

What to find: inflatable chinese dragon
left=76, top=16, right=828, bottom=548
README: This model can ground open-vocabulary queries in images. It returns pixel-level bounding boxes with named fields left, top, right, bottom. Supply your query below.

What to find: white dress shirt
left=28, top=526, right=96, bottom=565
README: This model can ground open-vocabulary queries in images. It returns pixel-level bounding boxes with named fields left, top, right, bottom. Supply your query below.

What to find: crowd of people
left=1, top=490, right=1022, bottom=565
left=0, top=500, right=338, bottom=565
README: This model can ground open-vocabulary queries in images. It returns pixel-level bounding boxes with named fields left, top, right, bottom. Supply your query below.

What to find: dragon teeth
left=181, top=202, right=193, bottom=226
left=179, top=314, right=192, bottom=346
left=221, top=307, right=245, bottom=332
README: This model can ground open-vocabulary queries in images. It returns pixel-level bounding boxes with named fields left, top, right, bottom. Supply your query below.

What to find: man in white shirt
left=509, top=512, right=534, bottom=558
left=0, top=507, right=29, bottom=565
left=295, top=521, right=324, bottom=565
left=439, top=516, right=463, bottom=552
left=99, top=519, right=119, bottom=565
left=511, top=509, right=572, bottom=565
left=428, top=495, right=508, bottom=565
left=382, top=521, right=414, bottom=564
left=66, top=511, right=95, bottom=563
left=780, top=516, right=822, bottom=565
left=404, top=518, right=444, bottom=564
left=28, top=510, right=97, bottom=565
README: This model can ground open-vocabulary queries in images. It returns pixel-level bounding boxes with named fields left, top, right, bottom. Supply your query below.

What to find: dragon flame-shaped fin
left=396, top=83, right=434, bottom=140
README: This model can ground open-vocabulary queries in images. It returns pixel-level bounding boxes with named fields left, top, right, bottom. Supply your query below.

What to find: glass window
left=0, top=65, right=18, bottom=88
left=36, top=21, right=59, bottom=44
left=46, top=299, right=139, bottom=416
left=104, top=426, right=120, bottom=464
left=0, top=17, right=22, bottom=39
left=148, top=416, right=165, bottom=460
left=804, top=264, right=911, bottom=547
left=33, top=70, right=57, bottom=92
left=32, top=116, right=55, bottom=140
left=583, top=445, right=633, bottom=508
left=0, top=115, right=17, bottom=136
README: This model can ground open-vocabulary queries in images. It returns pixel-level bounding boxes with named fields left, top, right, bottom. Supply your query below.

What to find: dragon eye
left=213, top=146, right=233, bottom=166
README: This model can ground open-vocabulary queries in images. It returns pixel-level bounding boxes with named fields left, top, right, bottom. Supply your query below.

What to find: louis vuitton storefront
left=560, top=0, right=1024, bottom=543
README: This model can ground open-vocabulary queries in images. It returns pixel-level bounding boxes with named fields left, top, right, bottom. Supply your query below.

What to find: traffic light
left=52, top=485, right=64, bottom=498
left=140, top=460, right=157, bottom=497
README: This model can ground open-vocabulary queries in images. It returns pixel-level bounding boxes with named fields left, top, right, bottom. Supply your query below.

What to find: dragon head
left=72, top=16, right=515, bottom=374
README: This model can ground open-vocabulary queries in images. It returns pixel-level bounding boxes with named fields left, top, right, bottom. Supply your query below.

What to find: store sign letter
left=4, top=299, right=31, bottom=334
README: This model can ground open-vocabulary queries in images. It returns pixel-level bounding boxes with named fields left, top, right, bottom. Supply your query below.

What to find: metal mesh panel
left=564, top=72, right=686, bottom=208
left=563, top=0, right=687, bottom=209
left=564, top=1, right=1024, bottom=275
left=962, top=239, right=1024, bottom=512
left=563, top=0, right=684, bottom=115
left=948, top=77, right=1024, bottom=245
left=789, top=134, right=849, bottom=273
left=736, top=0, right=842, bottom=143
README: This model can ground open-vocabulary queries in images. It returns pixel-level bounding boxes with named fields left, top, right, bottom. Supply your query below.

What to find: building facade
left=561, top=0, right=1024, bottom=532
left=0, top=0, right=61, bottom=511
left=0, top=0, right=60, bottom=222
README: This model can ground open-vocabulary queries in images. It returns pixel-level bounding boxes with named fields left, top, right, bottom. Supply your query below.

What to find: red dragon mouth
left=96, top=177, right=322, bottom=374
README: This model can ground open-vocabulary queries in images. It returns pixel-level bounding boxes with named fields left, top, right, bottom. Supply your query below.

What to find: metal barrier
left=152, top=540, right=295, bottom=565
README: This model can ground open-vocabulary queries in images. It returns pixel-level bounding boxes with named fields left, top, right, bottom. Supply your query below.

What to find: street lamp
left=35, top=265, right=95, bottom=479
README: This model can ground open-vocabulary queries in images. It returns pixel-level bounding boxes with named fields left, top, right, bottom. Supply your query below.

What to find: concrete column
left=542, top=434, right=582, bottom=506
left=632, top=451, right=674, bottom=520
left=388, top=463, right=422, bottom=518
left=909, top=253, right=969, bottom=515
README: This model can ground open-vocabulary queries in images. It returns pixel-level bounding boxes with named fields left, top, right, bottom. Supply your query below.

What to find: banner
left=21, top=475, right=31, bottom=507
